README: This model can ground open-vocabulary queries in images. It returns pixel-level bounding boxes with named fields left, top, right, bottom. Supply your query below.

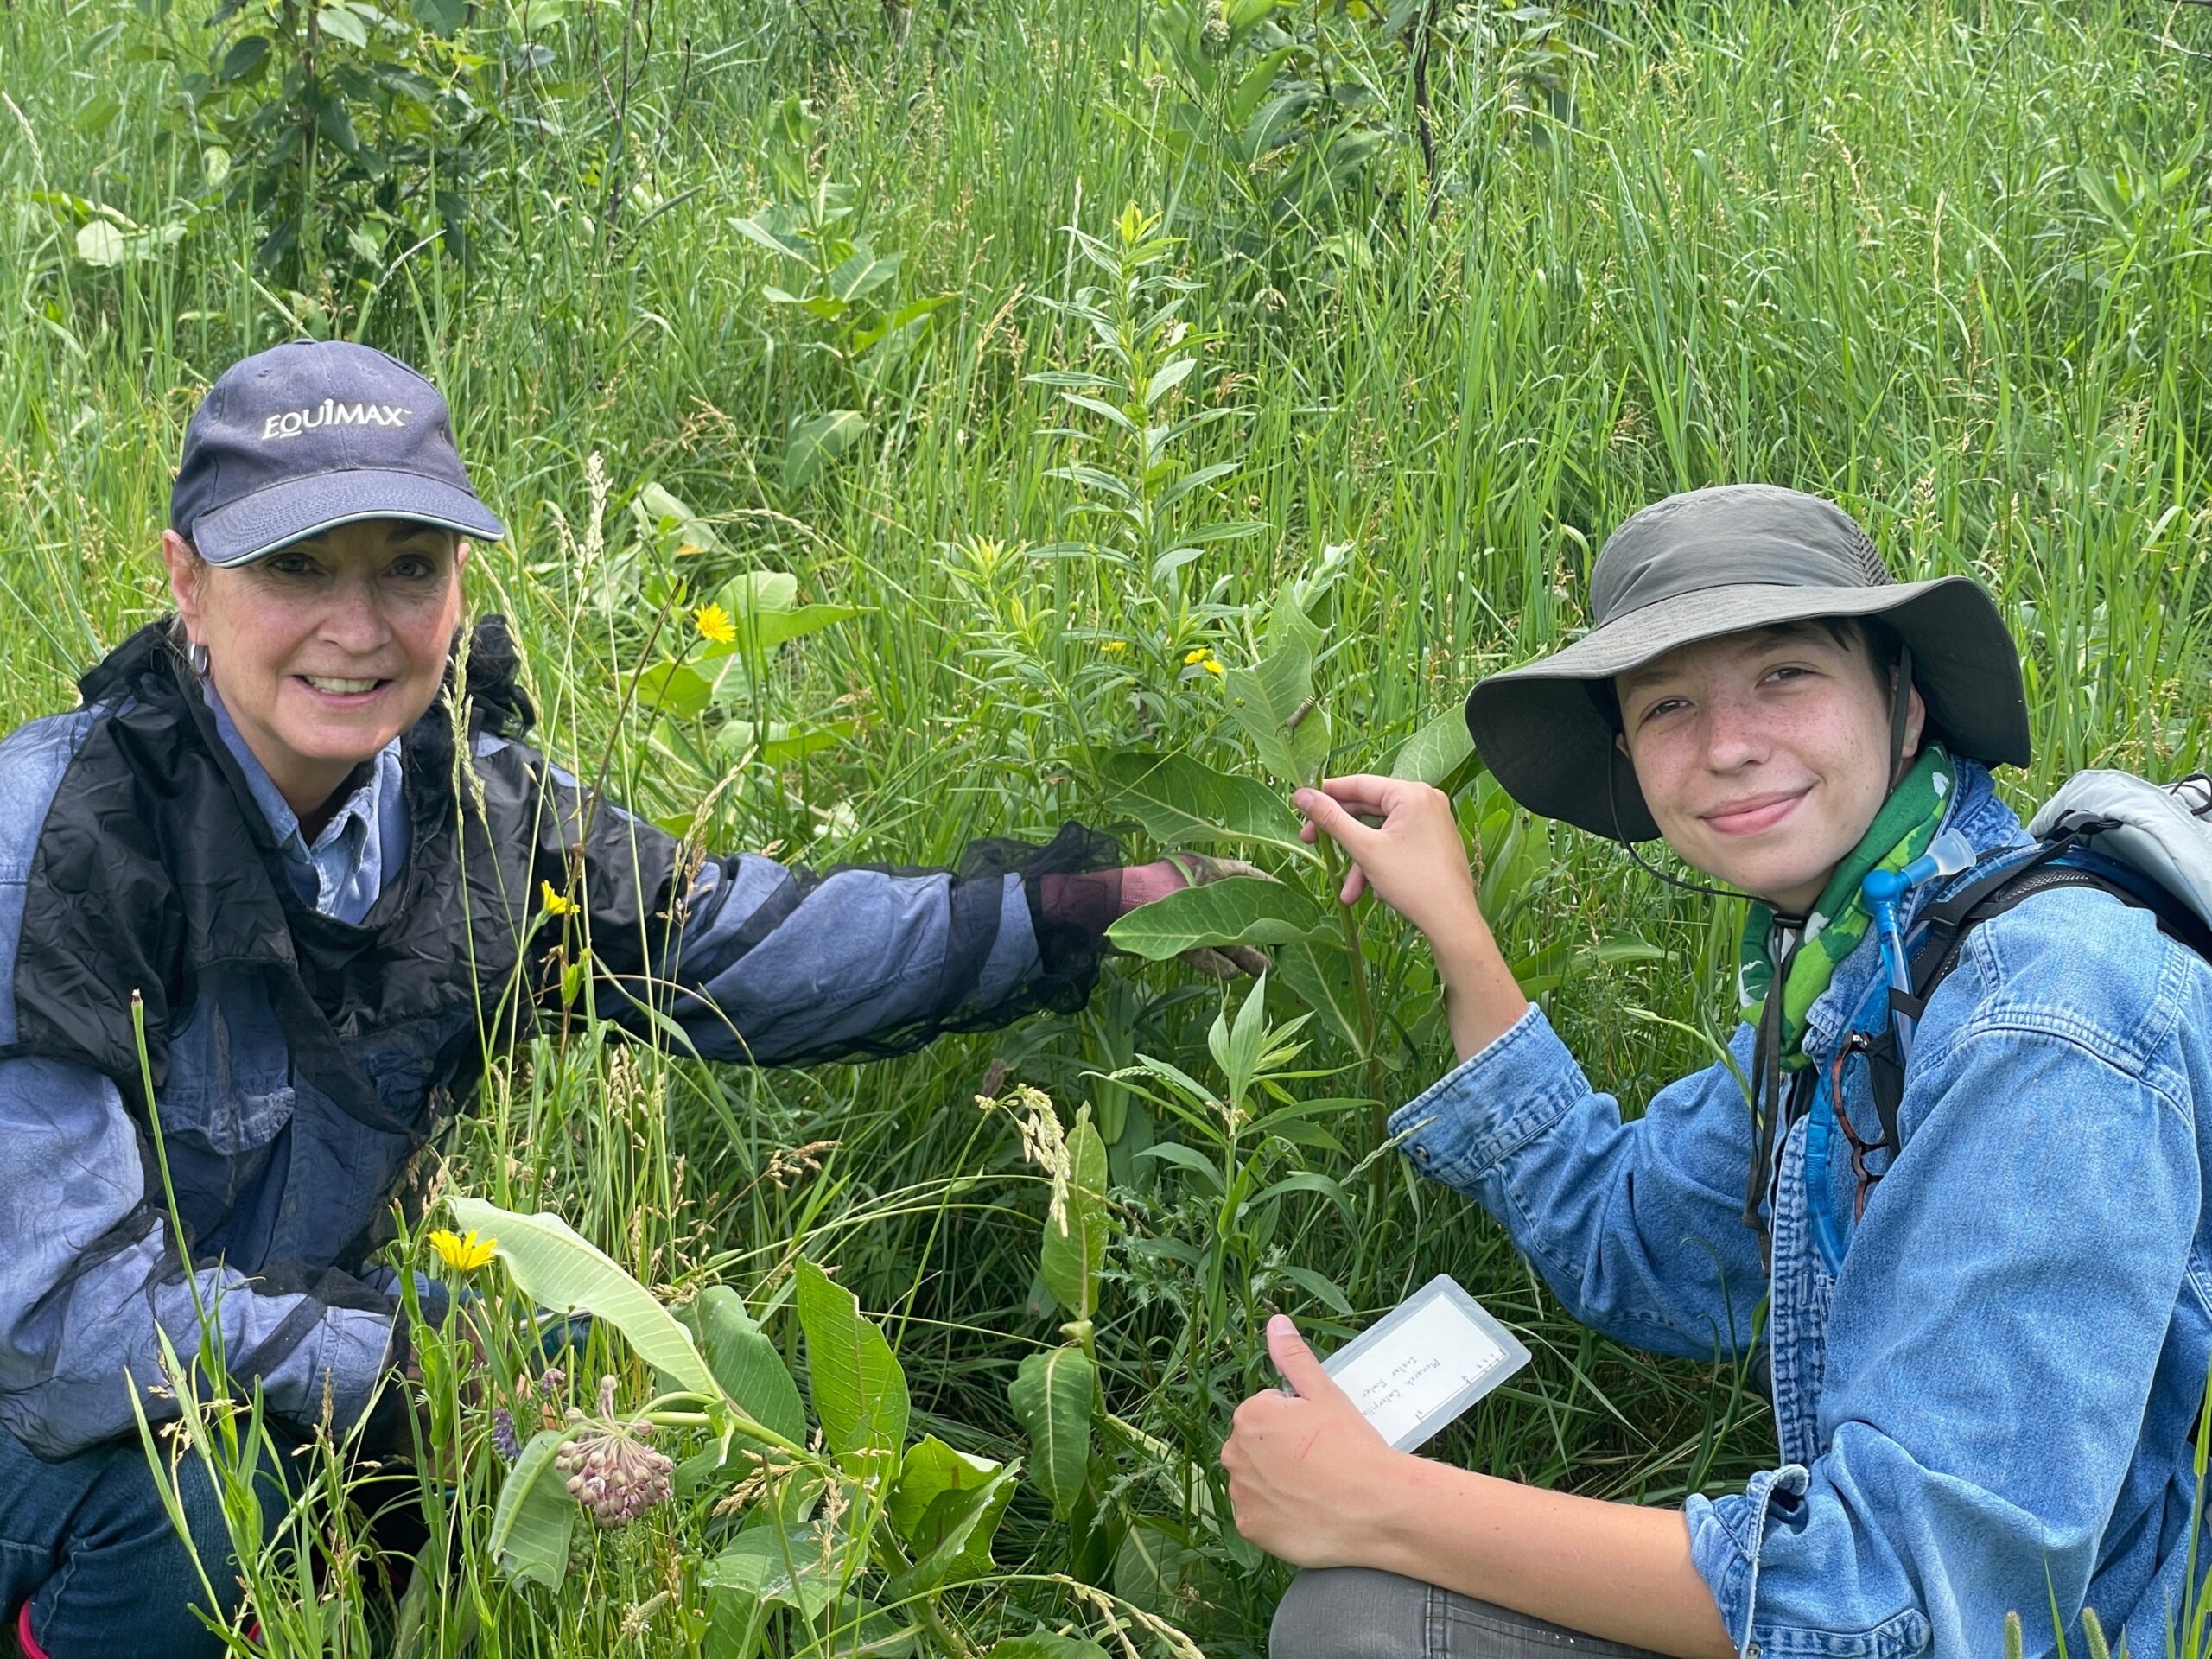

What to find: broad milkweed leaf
left=885, top=1463, right=1018, bottom=1599
left=486, top=1428, right=576, bottom=1588
left=1106, top=877, right=1324, bottom=959
left=889, top=1437, right=1002, bottom=1542
left=1040, top=1105, right=1109, bottom=1320
left=718, top=570, right=800, bottom=614
left=1274, top=940, right=1365, bottom=1056
left=794, top=1258, right=910, bottom=1458
left=785, top=410, right=867, bottom=492
left=450, top=1198, right=719, bottom=1400
left=1112, top=1516, right=1213, bottom=1616
left=729, top=211, right=810, bottom=262
left=985, top=1638, right=1111, bottom=1659
left=704, top=1522, right=834, bottom=1616
left=74, top=221, right=125, bottom=266
left=828, top=246, right=901, bottom=302
left=1097, top=751, right=1315, bottom=862
left=1390, top=704, right=1479, bottom=788
left=1007, top=1346, right=1095, bottom=1519
left=1224, top=600, right=1327, bottom=785
left=636, top=660, right=712, bottom=719
left=713, top=719, right=857, bottom=764
left=690, top=1287, right=806, bottom=1446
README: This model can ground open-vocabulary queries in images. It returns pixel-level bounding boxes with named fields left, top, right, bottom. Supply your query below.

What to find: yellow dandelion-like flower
left=1102, top=640, right=1128, bottom=655
left=1201, top=658, right=1224, bottom=676
left=428, top=1228, right=498, bottom=1273
left=694, top=602, right=737, bottom=645
left=541, top=880, right=580, bottom=917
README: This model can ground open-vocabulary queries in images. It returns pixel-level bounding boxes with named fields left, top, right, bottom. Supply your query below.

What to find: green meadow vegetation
left=6, top=0, right=2212, bottom=1653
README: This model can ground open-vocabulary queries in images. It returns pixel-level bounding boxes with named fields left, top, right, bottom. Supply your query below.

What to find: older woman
left=0, top=340, right=1215, bottom=1656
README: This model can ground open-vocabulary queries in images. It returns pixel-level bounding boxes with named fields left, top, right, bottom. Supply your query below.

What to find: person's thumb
left=1267, top=1313, right=1338, bottom=1401
left=1293, top=789, right=1370, bottom=852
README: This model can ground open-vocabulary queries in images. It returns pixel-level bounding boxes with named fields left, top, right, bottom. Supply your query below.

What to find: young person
left=0, top=340, right=1243, bottom=1656
left=1222, top=485, right=2212, bottom=1659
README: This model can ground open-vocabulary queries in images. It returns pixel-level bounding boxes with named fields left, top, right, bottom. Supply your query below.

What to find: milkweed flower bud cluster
left=555, top=1375, right=674, bottom=1529
left=1199, top=0, right=1230, bottom=56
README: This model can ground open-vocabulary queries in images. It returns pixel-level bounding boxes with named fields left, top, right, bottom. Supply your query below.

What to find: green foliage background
left=4, top=0, right=2212, bottom=1653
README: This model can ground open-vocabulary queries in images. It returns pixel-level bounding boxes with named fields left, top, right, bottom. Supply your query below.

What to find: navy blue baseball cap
left=169, top=340, right=505, bottom=567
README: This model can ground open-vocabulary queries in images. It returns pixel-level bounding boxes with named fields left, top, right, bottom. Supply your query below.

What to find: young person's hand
left=1294, top=776, right=1530, bottom=1063
left=1220, top=1314, right=1402, bottom=1567
left=1292, top=776, right=1481, bottom=943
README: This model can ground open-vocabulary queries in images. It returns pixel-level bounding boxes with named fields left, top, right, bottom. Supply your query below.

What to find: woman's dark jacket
left=0, top=624, right=1108, bottom=1459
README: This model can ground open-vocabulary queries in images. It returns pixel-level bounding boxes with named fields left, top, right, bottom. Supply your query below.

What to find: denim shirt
left=206, top=688, right=405, bottom=925
left=0, top=702, right=1044, bottom=1459
left=1389, top=760, right=2212, bottom=1659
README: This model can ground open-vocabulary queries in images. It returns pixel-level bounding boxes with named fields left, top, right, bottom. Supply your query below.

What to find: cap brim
left=1466, top=577, right=2031, bottom=841
left=188, top=469, right=505, bottom=567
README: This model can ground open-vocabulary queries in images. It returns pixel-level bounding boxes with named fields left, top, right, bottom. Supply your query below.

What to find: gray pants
left=1272, top=1567, right=1662, bottom=1659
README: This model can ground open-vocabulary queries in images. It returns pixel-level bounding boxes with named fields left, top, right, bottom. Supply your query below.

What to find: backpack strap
left=1859, top=835, right=2145, bottom=1156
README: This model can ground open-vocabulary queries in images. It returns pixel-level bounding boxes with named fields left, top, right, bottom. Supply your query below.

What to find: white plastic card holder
left=1314, top=1274, right=1530, bottom=1452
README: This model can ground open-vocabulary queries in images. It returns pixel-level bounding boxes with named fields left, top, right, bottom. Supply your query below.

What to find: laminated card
left=1316, top=1275, right=1531, bottom=1452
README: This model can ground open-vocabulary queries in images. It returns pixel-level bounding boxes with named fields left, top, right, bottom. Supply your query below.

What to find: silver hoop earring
left=188, top=642, right=209, bottom=676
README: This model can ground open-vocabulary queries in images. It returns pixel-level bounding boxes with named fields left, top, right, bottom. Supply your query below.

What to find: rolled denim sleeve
left=1388, top=1005, right=1769, bottom=1361
left=0, top=1055, right=399, bottom=1459
left=1687, top=985, right=2198, bottom=1658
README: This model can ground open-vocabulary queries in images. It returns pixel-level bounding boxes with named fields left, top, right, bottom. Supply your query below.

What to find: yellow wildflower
left=1202, top=658, right=1224, bottom=676
left=1102, top=640, right=1128, bottom=655
left=541, top=880, right=579, bottom=917
left=1183, top=647, right=1209, bottom=665
left=694, top=602, right=737, bottom=645
left=428, top=1228, right=498, bottom=1273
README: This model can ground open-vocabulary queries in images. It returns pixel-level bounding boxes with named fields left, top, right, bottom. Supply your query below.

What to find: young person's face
left=164, top=518, right=467, bottom=821
left=1615, top=623, right=1926, bottom=915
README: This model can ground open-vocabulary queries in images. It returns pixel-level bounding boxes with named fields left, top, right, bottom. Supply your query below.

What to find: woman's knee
left=25, top=1438, right=276, bottom=1658
left=1271, top=1567, right=1434, bottom=1659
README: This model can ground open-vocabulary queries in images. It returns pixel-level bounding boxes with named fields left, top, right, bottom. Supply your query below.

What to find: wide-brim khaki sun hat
left=1465, top=484, right=2031, bottom=842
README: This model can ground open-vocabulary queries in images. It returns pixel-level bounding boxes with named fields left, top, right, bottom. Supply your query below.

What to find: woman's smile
left=1700, top=785, right=1813, bottom=837
left=294, top=673, right=392, bottom=705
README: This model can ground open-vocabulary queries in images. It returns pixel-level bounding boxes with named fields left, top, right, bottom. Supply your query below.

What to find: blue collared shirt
left=205, top=688, right=404, bottom=927
left=1389, top=760, right=2212, bottom=1659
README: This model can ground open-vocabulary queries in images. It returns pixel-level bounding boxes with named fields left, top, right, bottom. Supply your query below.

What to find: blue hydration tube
left=1856, top=828, right=1975, bottom=1064
left=1806, top=828, right=1978, bottom=1272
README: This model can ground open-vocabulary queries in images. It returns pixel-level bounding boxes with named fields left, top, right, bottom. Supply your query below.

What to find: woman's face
left=1616, top=623, right=1925, bottom=915
left=164, top=518, right=467, bottom=818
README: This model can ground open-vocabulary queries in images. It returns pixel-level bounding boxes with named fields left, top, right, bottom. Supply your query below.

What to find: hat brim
left=188, top=468, right=505, bottom=567
left=1465, top=577, right=2031, bottom=841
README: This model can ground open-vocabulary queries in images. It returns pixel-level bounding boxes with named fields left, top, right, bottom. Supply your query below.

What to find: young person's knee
left=1270, top=1567, right=1433, bottom=1659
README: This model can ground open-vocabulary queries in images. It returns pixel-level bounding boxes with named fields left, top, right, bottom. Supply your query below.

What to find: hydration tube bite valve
left=1859, top=828, right=1975, bottom=1061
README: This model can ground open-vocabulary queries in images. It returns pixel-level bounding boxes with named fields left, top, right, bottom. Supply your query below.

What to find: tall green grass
left=4, top=0, right=2212, bottom=1653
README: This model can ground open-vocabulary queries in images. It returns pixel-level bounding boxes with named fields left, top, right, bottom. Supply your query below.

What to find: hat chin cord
left=1605, top=758, right=1758, bottom=909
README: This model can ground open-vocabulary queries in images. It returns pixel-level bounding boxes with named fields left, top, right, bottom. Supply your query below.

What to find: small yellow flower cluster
left=1183, top=646, right=1225, bottom=677
left=694, top=601, right=737, bottom=645
left=428, top=1227, right=498, bottom=1273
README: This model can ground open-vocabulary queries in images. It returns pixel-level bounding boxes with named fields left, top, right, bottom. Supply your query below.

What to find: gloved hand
left=1118, top=852, right=1274, bottom=979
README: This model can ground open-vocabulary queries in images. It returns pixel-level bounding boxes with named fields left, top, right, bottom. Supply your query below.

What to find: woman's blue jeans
left=0, top=1425, right=289, bottom=1657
